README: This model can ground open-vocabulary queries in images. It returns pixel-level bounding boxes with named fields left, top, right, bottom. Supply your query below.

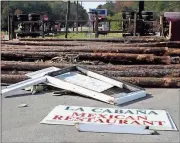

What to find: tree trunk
left=1, top=51, right=172, bottom=64
left=1, top=74, right=180, bottom=87
left=2, top=69, right=180, bottom=77
left=2, top=61, right=180, bottom=71
left=1, top=45, right=168, bottom=55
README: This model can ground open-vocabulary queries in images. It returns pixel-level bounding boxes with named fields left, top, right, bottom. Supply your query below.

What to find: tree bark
left=2, top=61, right=180, bottom=71
left=18, top=36, right=167, bottom=41
left=1, top=74, right=180, bottom=87
left=1, top=51, right=172, bottom=64
left=2, top=40, right=180, bottom=48
left=2, top=69, right=180, bottom=77
left=1, top=45, right=168, bottom=54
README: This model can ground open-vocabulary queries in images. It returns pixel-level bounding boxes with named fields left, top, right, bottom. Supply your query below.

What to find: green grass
left=48, top=33, right=122, bottom=39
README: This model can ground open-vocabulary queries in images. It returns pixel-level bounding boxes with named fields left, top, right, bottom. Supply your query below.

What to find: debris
left=1, top=66, right=147, bottom=105
left=30, top=85, right=45, bottom=94
left=53, top=90, right=76, bottom=96
left=40, top=105, right=178, bottom=131
left=1, top=76, right=47, bottom=97
left=75, top=123, right=156, bottom=135
left=17, top=103, right=27, bottom=108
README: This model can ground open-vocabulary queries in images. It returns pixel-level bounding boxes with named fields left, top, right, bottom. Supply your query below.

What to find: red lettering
left=106, top=119, right=116, bottom=123
left=109, top=115, right=113, bottom=119
left=126, top=116, right=136, bottom=120
left=154, top=121, right=165, bottom=126
left=64, top=116, right=73, bottom=121
left=95, top=119, right=104, bottom=123
left=72, top=112, right=86, bottom=117
left=137, top=116, right=147, bottom=120
left=143, top=121, right=153, bottom=125
left=119, top=120, right=128, bottom=124
left=74, top=117, right=84, bottom=121
left=87, top=118, right=94, bottom=122
left=114, top=115, right=125, bottom=119
left=53, top=115, right=63, bottom=120
left=87, top=113, right=96, bottom=118
left=131, top=120, right=140, bottom=125
left=99, top=114, right=106, bottom=118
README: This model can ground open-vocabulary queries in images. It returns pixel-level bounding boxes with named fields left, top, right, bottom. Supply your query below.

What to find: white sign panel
left=56, top=72, right=113, bottom=92
left=41, top=105, right=177, bottom=131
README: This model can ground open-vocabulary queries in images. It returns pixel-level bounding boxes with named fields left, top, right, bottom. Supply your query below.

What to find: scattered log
left=16, top=38, right=167, bottom=43
left=19, top=37, right=167, bottom=42
left=2, top=61, right=180, bottom=71
left=1, top=45, right=168, bottom=55
left=1, top=41, right=85, bottom=46
left=2, top=69, right=180, bottom=77
left=1, top=74, right=180, bottom=87
left=2, top=40, right=180, bottom=48
left=167, top=49, right=180, bottom=56
left=99, top=69, right=180, bottom=77
left=118, top=77, right=180, bottom=88
left=1, top=74, right=28, bottom=83
left=78, top=53, right=172, bottom=64
left=1, top=51, right=172, bottom=64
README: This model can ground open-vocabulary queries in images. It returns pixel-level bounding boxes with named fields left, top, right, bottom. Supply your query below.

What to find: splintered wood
left=1, top=37, right=180, bottom=87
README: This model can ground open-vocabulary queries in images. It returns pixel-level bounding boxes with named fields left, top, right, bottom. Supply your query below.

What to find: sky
left=81, top=2, right=106, bottom=12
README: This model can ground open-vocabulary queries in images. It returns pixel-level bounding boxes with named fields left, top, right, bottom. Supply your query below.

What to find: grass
left=48, top=33, right=122, bottom=39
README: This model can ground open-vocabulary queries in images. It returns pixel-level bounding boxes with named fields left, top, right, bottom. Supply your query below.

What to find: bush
left=107, top=13, right=122, bottom=31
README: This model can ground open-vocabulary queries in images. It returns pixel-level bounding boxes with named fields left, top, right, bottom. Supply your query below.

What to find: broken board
left=2, top=66, right=146, bottom=105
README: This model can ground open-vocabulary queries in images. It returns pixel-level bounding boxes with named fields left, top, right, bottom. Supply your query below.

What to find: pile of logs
left=1, top=38, right=180, bottom=87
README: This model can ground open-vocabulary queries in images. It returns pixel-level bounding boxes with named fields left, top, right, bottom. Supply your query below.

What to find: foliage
left=108, top=13, right=122, bottom=31
left=1, top=1, right=88, bottom=30
left=97, top=1, right=180, bottom=17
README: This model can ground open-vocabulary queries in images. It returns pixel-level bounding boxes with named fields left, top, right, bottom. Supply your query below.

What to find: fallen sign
left=2, top=66, right=146, bottom=105
left=75, top=123, right=157, bottom=135
left=40, top=105, right=178, bottom=131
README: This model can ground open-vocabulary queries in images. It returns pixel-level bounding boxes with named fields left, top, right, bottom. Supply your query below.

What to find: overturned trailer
left=163, top=12, right=180, bottom=41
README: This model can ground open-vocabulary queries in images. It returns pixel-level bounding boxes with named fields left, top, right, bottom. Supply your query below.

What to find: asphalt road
left=1, top=88, right=180, bottom=143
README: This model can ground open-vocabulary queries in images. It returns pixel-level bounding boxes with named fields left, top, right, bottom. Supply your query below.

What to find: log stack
left=1, top=37, right=180, bottom=87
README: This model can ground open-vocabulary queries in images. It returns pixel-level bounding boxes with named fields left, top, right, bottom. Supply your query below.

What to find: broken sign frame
left=1, top=66, right=146, bottom=105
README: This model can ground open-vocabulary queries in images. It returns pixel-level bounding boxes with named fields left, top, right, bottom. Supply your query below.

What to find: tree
left=108, top=13, right=122, bottom=31
left=96, top=1, right=115, bottom=16
left=1, top=1, right=88, bottom=30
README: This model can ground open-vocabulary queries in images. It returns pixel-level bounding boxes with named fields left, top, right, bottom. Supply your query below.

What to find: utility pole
left=76, top=1, right=78, bottom=33
left=8, top=14, right=11, bottom=40
left=65, top=1, right=70, bottom=38
left=95, top=11, right=99, bottom=38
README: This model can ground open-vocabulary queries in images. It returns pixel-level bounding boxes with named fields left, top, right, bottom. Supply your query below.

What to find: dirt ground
left=1, top=87, right=180, bottom=143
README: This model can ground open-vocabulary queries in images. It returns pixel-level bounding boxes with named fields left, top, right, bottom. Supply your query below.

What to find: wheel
left=123, top=11, right=135, bottom=15
left=17, top=14, right=28, bottom=17
left=125, top=14, right=134, bottom=19
left=142, top=15, right=153, bottom=21
left=141, top=11, right=153, bottom=15
left=28, top=16, right=41, bottom=21
left=17, top=17, right=28, bottom=21
left=17, top=14, right=28, bottom=21
left=28, top=13, right=41, bottom=17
